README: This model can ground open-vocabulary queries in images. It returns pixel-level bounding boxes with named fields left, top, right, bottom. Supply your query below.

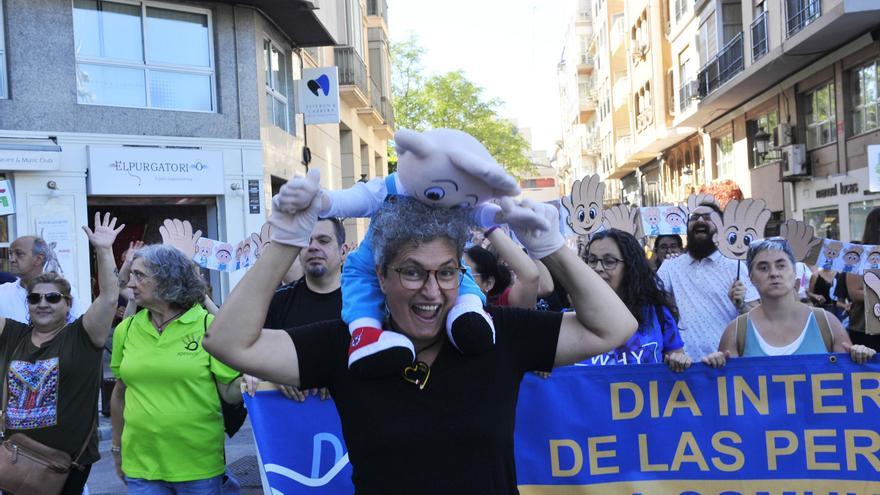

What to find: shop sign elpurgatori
left=87, top=146, right=224, bottom=196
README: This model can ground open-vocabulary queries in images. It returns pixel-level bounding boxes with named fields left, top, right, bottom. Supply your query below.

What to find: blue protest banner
left=245, top=355, right=880, bottom=495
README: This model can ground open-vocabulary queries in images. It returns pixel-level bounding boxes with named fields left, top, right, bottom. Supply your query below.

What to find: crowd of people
left=0, top=170, right=877, bottom=493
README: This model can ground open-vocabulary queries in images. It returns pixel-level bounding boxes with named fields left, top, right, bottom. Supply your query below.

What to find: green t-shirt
left=110, top=305, right=240, bottom=482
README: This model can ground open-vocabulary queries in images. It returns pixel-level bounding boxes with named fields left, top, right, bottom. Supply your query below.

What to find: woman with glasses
left=205, top=189, right=637, bottom=494
left=702, top=238, right=876, bottom=367
left=0, top=213, right=123, bottom=495
left=464, top=226, right=545, bottom=308
left=109, top=244, right=243, bottom=494
left=584, top=229, right=691, bottom=371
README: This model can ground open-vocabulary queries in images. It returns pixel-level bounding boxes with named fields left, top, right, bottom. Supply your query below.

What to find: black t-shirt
left=264, top=278, right=343, bottom=329
left=287, top=306, right=563, bottom=495
left=0, top=318, right=101, bottom=464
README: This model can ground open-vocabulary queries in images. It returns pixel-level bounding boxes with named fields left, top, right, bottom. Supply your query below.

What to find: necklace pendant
left=402, top=361, right=430, bottom=390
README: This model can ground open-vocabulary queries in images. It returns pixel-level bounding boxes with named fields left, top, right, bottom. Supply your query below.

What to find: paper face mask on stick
left=710, top=199, right=771, bottom=260
left=561, top=174, right=604, bottom=235
left=863, top=270, right=880, bottom=335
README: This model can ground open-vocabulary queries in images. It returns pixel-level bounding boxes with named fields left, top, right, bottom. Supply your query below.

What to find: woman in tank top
left=702, top=238, right=875, bottom=367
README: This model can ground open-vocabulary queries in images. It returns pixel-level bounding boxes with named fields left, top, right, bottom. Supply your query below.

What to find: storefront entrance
left=86, top=196, right=220, bottom=302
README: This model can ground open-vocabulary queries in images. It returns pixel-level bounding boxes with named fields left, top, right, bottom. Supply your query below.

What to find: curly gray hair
left=134, top=245, right=206, bottom=309
left=370, top=196, right=472, bottom=274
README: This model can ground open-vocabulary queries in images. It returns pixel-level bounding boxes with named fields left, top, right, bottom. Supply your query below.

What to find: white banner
left=87, top=146, right=224, bottom=195
left=0, top=180, right=14, bottom=216
left=300, top=67, right=340, bottom=125
left=0, top=149, right=61, bottom=170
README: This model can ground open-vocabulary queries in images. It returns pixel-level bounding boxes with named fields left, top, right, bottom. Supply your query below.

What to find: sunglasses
left=26, top=292, right=67, bottom=305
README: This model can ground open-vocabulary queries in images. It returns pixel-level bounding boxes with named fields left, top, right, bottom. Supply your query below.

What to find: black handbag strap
left=1, top=326, right=98, bottom=468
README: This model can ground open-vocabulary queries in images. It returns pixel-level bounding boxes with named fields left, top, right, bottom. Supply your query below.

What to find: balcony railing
left=334, top=47, right=368, bottom=97
left=751, top=10, right=769, bottom=62
left=697, top=32, right=744, bottom=98
left=786, top=0, right=821, bottom=38
left=367, top=0, right=388, bottom=23
left=678, top=81, right=696, bottom=112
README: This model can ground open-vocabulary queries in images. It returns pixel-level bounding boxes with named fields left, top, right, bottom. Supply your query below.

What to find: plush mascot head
left=395, top=128, right=521, bottom=209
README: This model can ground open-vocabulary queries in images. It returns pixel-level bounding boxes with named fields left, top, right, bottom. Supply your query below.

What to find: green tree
left=389, top=37, right=535, bottom=178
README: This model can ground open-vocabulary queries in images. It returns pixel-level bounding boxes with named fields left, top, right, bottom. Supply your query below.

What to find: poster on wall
left=868, top=144, right=880, bottom=192
left=34, top=218, right=76, bottom=279
left=0, top=180, right=14, bottom=216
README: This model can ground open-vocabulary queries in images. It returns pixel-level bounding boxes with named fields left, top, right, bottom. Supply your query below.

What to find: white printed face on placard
left=817, top=239, right=845, bottom=271
left=840, top=243, right=865, bottom=274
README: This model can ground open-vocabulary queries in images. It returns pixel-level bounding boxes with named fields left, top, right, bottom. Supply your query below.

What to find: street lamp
left=753, top=127, right=771, bottom=163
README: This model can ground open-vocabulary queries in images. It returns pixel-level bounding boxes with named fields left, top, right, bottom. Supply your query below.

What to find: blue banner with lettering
left=245, top=354, right=880, bottom=495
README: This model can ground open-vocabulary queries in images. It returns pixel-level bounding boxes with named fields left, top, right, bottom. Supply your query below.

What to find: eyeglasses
left=26, top=292, right=67, bottom=305
left=585, top=256, right=624, bottom=271
left=688, top=212, right=713, bottom=222
left=390, top=265, right=467, bottom=290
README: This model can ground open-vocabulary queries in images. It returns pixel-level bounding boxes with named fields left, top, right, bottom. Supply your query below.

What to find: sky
left=387, top=0, right=576, bottom=156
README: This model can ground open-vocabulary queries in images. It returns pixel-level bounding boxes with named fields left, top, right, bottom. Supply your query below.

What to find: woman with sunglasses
left=205, top=187, right=637, bottom=494
left=584, top=229, right=691, bottom=371
left=702, top=238, right=876, bottom=367
left=0, top=212, right=123, bottom=495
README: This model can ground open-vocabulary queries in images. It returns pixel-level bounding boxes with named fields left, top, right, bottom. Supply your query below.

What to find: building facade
left=0, top=0, right=394, bottom=303
left=560, top=0, right=880, bottom=243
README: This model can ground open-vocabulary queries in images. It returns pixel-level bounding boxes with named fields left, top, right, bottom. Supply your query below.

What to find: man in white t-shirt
left=658, top=202, right=759, bottom=358
left=0, top=236, right=83, bottom=323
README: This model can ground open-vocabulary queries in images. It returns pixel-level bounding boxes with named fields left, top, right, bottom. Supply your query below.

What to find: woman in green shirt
left=110, top=245, right=242, bottom=494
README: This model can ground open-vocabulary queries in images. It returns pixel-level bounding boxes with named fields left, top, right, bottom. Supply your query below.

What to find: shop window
left=73, top=0, right=215, bottom=111
left=852, top=60, right=880, bottom=136
left=714, top=133, right=734, bottom=179
left=264, top=39, right=292, bottom=133
left=849, top=199, right=880, bottom=243
left=0, top=0, right=6, bottom=99
left=803, top=206, right=840, bottom=241
left=803, top=82, right=836, bottom=149
left=0, top=174, right=9, bottom=272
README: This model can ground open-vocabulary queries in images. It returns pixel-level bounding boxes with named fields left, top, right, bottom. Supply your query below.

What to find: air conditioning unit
left=781, top=144, right=808, bottom=176
left=777, top=123, right=793, bottom=146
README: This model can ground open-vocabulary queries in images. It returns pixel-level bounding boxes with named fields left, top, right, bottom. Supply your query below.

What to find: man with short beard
left=657, top=202, right=759, bottom=358
left=252, top=217, right=347, bottom=400
left=264, top=217, right=347, bottom=330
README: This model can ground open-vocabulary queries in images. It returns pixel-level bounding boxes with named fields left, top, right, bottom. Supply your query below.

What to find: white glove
left=269, top=169, right=322, bottom=247
left=273, top=169, right=325, bottom=214
left=507, top=198, right=564, bottom=259
left=499, top=197, right=551, bottom=232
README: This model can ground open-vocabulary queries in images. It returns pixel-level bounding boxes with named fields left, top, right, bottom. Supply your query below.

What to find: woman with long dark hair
left=584, top=229, right=690, bottom=370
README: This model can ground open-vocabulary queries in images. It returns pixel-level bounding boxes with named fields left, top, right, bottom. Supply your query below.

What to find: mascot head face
left=394, top=129, right=520, bottom=209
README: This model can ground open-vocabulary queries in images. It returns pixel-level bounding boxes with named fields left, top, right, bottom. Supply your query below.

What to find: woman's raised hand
left=82, top=212, right=125, bottom=250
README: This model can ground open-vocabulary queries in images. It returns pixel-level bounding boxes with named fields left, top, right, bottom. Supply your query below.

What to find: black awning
left=220, top=0, right=338, bottom=47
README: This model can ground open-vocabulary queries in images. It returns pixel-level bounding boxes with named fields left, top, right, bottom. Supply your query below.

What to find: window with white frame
left=714, top=133, right=734, bottom=179
left=73, top=0, right=215, bottom=111
left=264, top=39, right=291, bottom=132
left=852, top=60, right=880, bottom=136
left=804, top=81, right=836, bottom=149
left=0, top=0, right=7, bottom=99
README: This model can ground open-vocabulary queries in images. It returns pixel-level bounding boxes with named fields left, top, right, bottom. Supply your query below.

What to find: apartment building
left=263, top=0, right=394, bottom=241
left=666, top=0, right=880, bottom=240
left=557, top=0, right=600, bottom=190
left=0, top=0, right=394, bottom=302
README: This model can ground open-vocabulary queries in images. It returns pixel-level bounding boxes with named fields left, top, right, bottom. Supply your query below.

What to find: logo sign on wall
left=87, top=146, right=224, bottom=196
left=0, top=180, right=14, bottom=216
left=300, top=67, right=340, bottom=125
left=0, top=149, right=61, bottom=171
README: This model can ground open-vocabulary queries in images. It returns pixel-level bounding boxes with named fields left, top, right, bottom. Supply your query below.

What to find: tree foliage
left=389, top=36, right=535, bottom=178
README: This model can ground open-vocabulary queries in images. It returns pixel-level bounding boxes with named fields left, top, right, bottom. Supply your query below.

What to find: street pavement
left=86, top=415, right=266, bottom=495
